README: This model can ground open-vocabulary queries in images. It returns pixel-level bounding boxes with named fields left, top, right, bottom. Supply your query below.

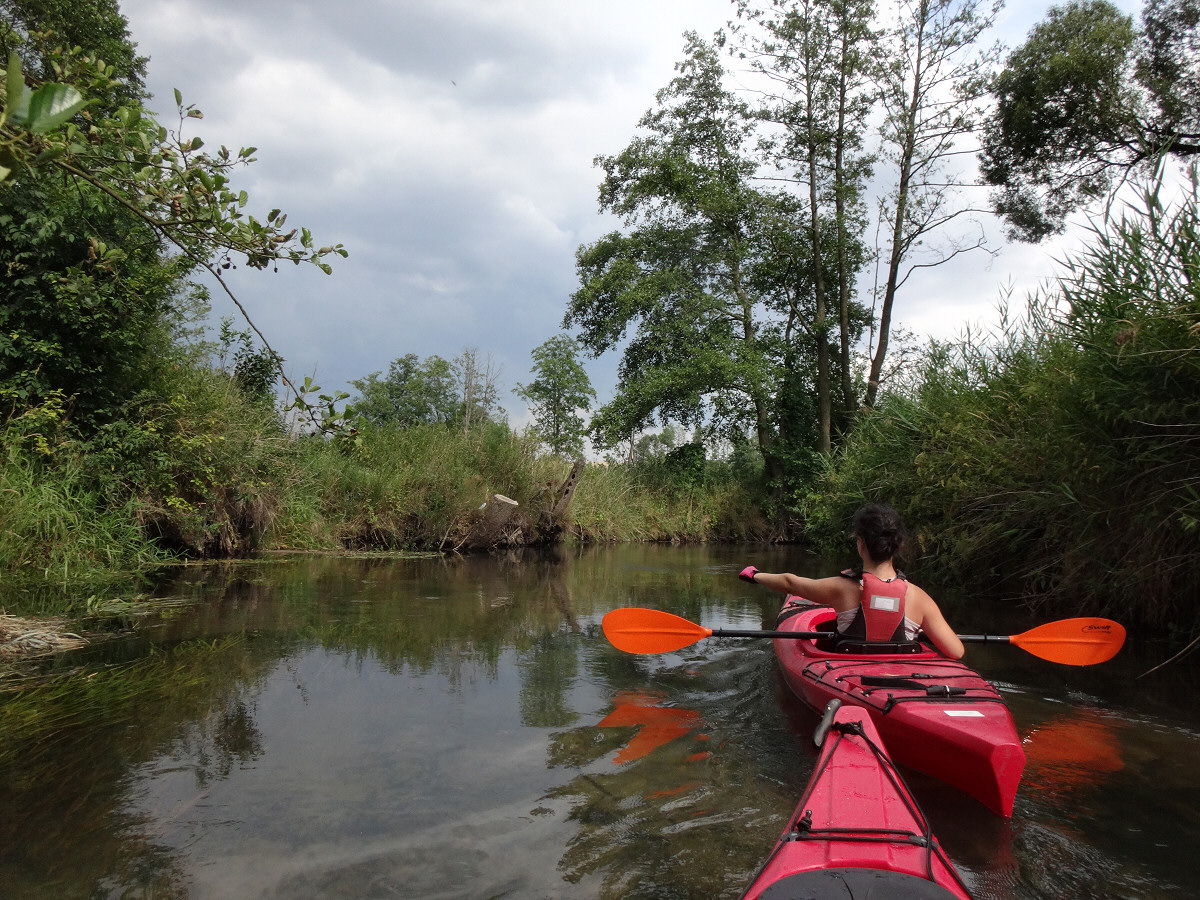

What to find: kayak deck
left=773, top=605, right=1025, bottom=817
left=741, top=703, right=973, bottom=899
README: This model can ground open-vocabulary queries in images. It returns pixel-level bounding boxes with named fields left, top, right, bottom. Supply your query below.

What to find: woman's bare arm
left=749, top=572, right=856, bottom=609
left=909, top=587, right=965, bottom=659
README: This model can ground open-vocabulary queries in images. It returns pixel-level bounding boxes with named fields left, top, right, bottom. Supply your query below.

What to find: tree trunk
left=466, top=494, right=519, bottom=549
left=551, top=459, right=586, bottom=519
left=808, top=121, right=832, bottom=455
left=866, top=0, right=926, bottom=408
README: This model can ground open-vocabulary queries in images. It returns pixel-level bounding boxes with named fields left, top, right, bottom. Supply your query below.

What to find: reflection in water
left=596, top=690, right=706, bottom=763
left=1022, top=710, right=1125, bottom=794
left=519, top=632, right=579, bottom=728
left=541, top=638, right=802, bottom=899
left=1, top=547, right=1200, bottom=898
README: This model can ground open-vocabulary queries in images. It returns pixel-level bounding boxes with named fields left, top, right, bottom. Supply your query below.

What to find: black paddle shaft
left=712, top=626, right=1015, bottom=644
left=709, top=628, right=826, bottom=640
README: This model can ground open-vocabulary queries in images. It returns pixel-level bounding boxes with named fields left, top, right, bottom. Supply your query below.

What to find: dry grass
left=0, top=615, right=87, bottom=659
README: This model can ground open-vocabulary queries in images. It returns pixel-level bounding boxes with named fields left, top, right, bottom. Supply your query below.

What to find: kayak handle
left=813, top=699, right=843, bottom=748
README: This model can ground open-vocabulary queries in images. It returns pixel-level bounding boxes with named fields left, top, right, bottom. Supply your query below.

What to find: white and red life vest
left=839, top=571, right=909, bottom=642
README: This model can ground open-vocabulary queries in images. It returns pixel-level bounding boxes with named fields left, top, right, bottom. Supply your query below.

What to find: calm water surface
left=2, top=545, right=1198, bottom=898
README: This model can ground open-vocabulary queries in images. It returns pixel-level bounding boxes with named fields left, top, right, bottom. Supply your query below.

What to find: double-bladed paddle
left=601, top=607, right=1126, bottom=666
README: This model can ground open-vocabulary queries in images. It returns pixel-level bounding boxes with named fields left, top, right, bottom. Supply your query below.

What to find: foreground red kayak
left=773, top=604, right=1025, bottom=817
left=742, top=700, right=974, bottom=899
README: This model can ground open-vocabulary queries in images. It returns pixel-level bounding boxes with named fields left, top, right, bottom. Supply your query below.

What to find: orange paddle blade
left=602, top=608, right=711, bottom=654
left=1009, top=617, right=1126, bottom=665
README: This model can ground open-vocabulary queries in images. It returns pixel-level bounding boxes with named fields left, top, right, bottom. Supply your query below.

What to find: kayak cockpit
left=755, top=867, right=967, bottom=899
left=781, top=603, right=930, bottom=657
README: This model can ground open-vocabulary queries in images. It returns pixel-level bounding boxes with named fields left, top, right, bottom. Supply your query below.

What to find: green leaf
left=26, top=84, right=89, bottom=133
left=6, top=53, right=30, bottom=124
left=174, top=87, right=183, bottom=107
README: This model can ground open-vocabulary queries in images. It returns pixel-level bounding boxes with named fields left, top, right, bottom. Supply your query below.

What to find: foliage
left=81, top=362, right=295, bottom=558
left=216, top=317, right=280, bottom=407
left=569, top=455, right=769, bottom=543
left=0, top=0, right=147, bottom=105
left=347, top=347, right=505, bottom=437
left=1137, top=0, right=1200, bottom=135
left=809, top=166, right=1200, bottom=627
left=565, top=33, right=812, bottom=486
left=0, top=38, right=345, bottom=273
left=269, top=420, right=767, bottom=552
left=0, top=27, right=345, bottom=440
left=981, top=0, right=1200, bottom=242
left=0, top=167, right=199, bottom=427
left=515, top=334, right=596, bottom=458
left=734, top=0, right=877, bottom=445
left=1, top=398, right=166, bottom=582
left=349, top=353, right=457, bottom=428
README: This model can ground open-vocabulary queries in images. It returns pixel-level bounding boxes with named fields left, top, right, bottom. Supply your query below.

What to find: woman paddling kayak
left=742, top=504, right=1023, bottom=815
left=740, top=503, right=965, bottom=660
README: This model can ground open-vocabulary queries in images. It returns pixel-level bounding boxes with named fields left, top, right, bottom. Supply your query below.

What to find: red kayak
left=742, top=700, right=974, bottom=899
left=773, top=604, right=1025, bottom=817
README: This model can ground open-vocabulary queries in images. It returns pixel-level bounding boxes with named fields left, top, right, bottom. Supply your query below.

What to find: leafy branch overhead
left=980, top=0, right=1200, bottom=242
left=0, top=43, right=347, bottom=274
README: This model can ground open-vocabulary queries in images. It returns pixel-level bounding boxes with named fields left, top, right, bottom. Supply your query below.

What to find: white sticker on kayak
left=944, top=710, right=985, bottom=717
left=868, top=594, right=900, bottom=612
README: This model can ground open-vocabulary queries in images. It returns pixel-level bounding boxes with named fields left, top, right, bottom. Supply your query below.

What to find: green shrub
left=1, top=400, right=166, bottom=584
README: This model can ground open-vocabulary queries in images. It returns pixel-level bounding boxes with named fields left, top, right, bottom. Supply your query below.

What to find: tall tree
left=453, top=347, right=503, bottom=433
left=564, top=34, right=808, bottom=483
left=735, top=0, right=875, bottom=448
left=349, top=353, right=457, bottom=428
left=864, top=0, right=999, bottom=407
left=981, top=0, right=1200, bottom=242
left=0, top=0, right=147, bottom=105
left=515, top=334, right=596, bottom=458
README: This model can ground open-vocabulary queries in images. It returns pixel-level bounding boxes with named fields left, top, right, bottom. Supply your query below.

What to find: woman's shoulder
left=902, top=581, right=940, bottom=614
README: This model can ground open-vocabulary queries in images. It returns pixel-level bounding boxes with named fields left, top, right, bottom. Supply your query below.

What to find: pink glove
left=739, top=565, right=759, bottom=584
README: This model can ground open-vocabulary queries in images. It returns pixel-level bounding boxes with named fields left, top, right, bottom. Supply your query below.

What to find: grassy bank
left=2, top=373, right=770, bottom=617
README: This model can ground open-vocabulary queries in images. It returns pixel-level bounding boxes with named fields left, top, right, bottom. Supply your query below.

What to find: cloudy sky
left=118, top=0, right=1140, bottom=425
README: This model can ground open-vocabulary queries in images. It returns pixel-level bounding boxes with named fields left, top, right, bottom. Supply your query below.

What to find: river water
left=1, top=544, right=1197, bottom=899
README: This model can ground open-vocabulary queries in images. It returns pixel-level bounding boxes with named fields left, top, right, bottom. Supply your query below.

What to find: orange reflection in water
left=1022, top=712, right=1124, bottom=793
left=598, top=691, right=705, bottom=763
left=646, top=780, right=704, bottom=799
